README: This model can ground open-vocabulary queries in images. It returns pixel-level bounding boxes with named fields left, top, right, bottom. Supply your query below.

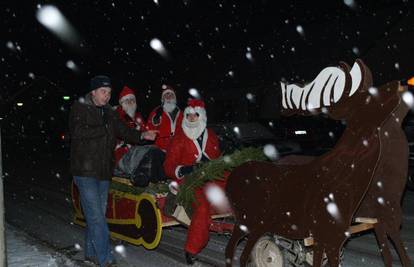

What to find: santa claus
left=163, top=99, right=225, bottom=264
left=146, top=85, right=183, bottom=152
left=114, top=86, right=146, bottom=164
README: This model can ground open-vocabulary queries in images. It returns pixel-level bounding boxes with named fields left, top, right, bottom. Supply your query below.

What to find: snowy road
left=3, top=157, right=414, bottom=266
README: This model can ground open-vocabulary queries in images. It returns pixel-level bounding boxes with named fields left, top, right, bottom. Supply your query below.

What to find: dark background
left=1, top=0, right=414, bottom=157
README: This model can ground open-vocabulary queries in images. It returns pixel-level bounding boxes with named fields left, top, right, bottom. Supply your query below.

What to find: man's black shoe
left=185, top=252, right=196, bottom=265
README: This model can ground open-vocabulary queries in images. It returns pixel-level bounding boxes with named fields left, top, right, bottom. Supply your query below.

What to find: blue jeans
left=74, top=176, right=113, bottom=267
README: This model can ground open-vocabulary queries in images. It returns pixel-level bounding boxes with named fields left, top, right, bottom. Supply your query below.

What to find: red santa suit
left=147, top=86, right=183, bottom=152
left=163, top=99, right=225, bottom=256
left=114, top=86, right=146, bottom=164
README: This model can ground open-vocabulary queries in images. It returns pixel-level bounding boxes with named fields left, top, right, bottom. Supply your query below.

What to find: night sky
left=2, top=0, right=414, bottom=123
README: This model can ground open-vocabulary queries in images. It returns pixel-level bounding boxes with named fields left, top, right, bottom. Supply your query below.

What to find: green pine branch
left=176, top=147, right=267, bottom=212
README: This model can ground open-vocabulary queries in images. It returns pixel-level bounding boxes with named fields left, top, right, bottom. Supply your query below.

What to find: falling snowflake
left=66, top=60, right=77, bottom=71
left=74, top=243, right=81, bottom=250
left=228, top=70, right=234, bottom=77
left=245, top=52, right=253, bottom=61
left=344, top=231, right=351, bottom=237
left=362, top=140, right=368, bottom=146
left=377, top=197, right=385, bottom=205
left=233, top=126, right=240, bottom=135
left=246, top=93, right=254, bottom=101
left=115, top=244, right=126, bottom=257
left=296, top=25, right=304, bottom=36
left=223, top=155, right=232, bottom=163
left=239, top=224, right=249, bottom=233
left=36, top=5, right=80, bottom=46
left=263, top=144, right=279, bottom=160
left=188, top=88, right=200, bottom=99
left=394, top=62, right=400, bottom=70
left=205, top=184, right=227, bottom=207
left=150, top=38, right=168, bottom=57
left=368, top=87, right=378, bottom=96
left=377, top=181, right=383, bottom=188
left=343, top=0, right=356, bottom=8
left=326, top=202, right=341, bottom=220
left=402, top=91, right=414, bottom=108
left=352, top=46, right=360, bottom=55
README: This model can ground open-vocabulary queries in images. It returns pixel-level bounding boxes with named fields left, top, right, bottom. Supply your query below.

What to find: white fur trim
left=175, top=165, right=184, bottom=179
left=161, top=89, right=175, bottom=100
left=201, top=130, right=210, bottom=160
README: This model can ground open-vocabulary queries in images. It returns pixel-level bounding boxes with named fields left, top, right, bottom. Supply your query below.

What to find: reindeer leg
left=312, top=242, right=325, bottom=267
left=387, top=229, right=412, bottom=267
left=225, top=224, right=246, bottom=267
left=239, top=231, right=263, bottom=267
left=324, top=243, right=344, bottom=267
left=374, top=223, right=393, bottom=267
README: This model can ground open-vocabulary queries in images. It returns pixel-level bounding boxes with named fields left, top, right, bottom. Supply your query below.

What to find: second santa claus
left=164, top=99, right=226, bottom=264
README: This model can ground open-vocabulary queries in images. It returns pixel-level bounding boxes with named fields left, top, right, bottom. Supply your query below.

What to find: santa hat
left=119, top=86, right=136, bottom=103
left=184, top=99, right=207, bottom=123
left=161, top=85, right=176, bottom=101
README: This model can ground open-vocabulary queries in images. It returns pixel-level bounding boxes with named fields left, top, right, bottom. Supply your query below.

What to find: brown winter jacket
left=69, top=94, right=142, bottom=180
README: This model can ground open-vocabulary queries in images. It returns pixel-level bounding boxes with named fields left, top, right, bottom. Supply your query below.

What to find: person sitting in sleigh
left=163, top=99, right=227, bottom=264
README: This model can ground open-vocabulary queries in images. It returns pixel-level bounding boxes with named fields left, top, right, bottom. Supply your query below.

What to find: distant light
left=17, top=102, right=23, bottom=107
left=294, top=130, right=307, bottom=135
left=63, top=96, right=70, bottom=100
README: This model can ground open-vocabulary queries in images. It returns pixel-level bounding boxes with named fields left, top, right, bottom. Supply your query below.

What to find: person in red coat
left=114, top=86, right=147, bottom=164
left=146, top=85, right=183, bottom=152
left=164, top=99, right=225, bottom=264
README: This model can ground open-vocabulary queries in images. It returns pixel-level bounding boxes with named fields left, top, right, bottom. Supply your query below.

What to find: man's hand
left=141, top=130, right=158, bottom=141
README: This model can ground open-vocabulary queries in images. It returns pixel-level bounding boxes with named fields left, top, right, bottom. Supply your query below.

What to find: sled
left=71, top=176, right=234, bottom=250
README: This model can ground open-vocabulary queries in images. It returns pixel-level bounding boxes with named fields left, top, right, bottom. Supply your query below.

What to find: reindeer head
left=280, top=59, right=373, bottom=120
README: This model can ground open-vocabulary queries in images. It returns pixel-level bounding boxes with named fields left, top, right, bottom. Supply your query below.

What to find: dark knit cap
left=90, top=75, right=112, bottom=91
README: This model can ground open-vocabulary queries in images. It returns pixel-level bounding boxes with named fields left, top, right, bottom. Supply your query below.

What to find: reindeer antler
left=281, top=60, right=370, bottom=116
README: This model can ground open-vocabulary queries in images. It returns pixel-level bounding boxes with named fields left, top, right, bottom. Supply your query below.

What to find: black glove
left=178, top=165, right=194, bottom=177
left=153, top=107, right=163, bottom=125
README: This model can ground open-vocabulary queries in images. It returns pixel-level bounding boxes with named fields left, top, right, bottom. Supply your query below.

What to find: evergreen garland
left=176, top=147, right=267, bottom=212
left=110, top=180, right=169, bottom=196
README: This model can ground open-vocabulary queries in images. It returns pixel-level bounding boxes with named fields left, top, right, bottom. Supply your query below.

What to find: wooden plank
left=349, top=223, right=375, bottom=234
left=354, top=217, right=378, bottom=224
left=304, top=219, right=378, bottom=247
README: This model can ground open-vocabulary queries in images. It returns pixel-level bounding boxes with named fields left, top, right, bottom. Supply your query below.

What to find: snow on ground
left=6, top=224, right=79, bottom=267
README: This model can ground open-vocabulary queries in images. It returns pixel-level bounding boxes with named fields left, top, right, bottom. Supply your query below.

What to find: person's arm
left=69, top=102, right=106, bottom=140
left=208, top=130, right=222, bottom=160
left=163, top=135, right=193, bottom=180
left=111, top=110, right=143, bottom=144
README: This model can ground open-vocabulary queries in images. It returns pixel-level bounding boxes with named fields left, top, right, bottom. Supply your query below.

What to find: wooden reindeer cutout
left=225, top=59, right=411, bottom=267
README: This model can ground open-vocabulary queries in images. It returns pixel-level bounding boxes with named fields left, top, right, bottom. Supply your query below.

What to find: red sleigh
left=71, top=176, right=233, bottom=250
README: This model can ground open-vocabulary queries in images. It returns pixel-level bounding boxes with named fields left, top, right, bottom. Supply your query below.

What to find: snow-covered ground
left=6, top=224, right=79, bottom=267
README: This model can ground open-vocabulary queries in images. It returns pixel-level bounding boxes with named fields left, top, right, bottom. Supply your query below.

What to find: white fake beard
left=182, top=119, right=206, bottom=140
left=163, top=100, right=176, bottom=113
left=122, top=102, right=137, bottom=119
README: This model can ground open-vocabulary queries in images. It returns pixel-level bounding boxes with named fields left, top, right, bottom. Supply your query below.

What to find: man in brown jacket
left=70, top=75, right=156, bottom=267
